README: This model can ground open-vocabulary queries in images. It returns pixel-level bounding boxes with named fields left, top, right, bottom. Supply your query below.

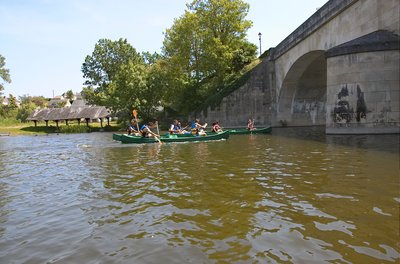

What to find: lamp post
left=258, top=32, right=262, bottom=56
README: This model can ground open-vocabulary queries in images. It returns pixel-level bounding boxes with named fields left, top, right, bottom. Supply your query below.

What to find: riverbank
left=0, top=121, right=122, bottom=136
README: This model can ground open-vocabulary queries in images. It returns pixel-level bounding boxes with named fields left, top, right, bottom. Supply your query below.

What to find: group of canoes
left=113, top=118, right=271, bottom=144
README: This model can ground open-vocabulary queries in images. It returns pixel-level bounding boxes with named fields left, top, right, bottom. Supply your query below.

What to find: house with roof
left=1, top=96, right=21, bottom=107
left=27, top=93, right=111, bottom=128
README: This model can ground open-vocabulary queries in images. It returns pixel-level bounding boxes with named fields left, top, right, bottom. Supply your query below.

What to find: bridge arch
left=277, top=50, right=326, bottom=126
left=193, top=0, right=399, bottom=134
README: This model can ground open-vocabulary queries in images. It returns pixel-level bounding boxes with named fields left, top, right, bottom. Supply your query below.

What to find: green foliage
left=64, top=90, right=74, bottom=101
left=82, top=38, right=165, bottom=122
left=161, top=0, right=257, bottom=114
left=195, top=59, right=260, bottom=112
left=19, top=95, right=48, bottom=108
left=56, top=101, right=67, bottom=108
left=82, top=38, right=143, bottom=88
left=0, top=94, right=18, bottom=119
left=59, top=125, right=91, bottom=133
left=232, top=42, right=258, bottom=72
left=1, top=94, right=50, bottom=123
left=19, top=126, right=58, bottom=134
left=0, top=54, right=11, bottom=93
left=102, top=124, right=121, bottom=132
left=259, top=48, right=270, bottom=59
left=7, top=94, right=18, bottom=109
left=16, top=101, right=36, bottom=122
left=0, top=117, right=21, bottom=126
left=81, top=1, right=259, bottom=120
left=30, top=96, right=48, bottom=108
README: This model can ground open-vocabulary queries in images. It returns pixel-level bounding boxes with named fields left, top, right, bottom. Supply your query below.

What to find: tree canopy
left=81, top=0, right=257, bottom=121
left=162, top=0, right=257, bottom=113
left=81, top=38, right=165, bottom=121
left=64, top=90, right=74, bottom=101
left=0, top=54, right=11, bottom=94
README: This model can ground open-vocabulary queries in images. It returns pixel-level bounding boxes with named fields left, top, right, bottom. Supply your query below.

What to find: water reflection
left=275, top=126, right=400, bottom=154
left=0, top=142, right=12, bottom=238
left=90, top=140, right=266, bottom=262
left=0, top=130, right=399, bottom=263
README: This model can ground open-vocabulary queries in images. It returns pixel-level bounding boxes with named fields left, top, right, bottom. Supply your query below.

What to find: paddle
left=132, top=109, right=140, bottom=132
left=154, top=121, right=162, bottom=144
left=144, top=121, right=162, bottom=144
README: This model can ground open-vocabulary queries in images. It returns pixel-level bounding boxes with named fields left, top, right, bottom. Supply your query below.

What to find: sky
left=0, top=0, right=328, bottom=98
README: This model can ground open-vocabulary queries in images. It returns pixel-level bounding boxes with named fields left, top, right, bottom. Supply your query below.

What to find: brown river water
left=0, top=127, right=399, bottom=263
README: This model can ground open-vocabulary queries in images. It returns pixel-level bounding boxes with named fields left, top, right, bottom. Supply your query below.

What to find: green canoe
left=119, top=130, right=230, bottom=144
left=228, top=126, right=272, bottom=135
left=112, top=133, right=124, bottom=141
left=113, top=132, right=193, bottom=142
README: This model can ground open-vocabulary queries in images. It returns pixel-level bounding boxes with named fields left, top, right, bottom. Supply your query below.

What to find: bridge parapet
left=271, top=0, right=357, bottom=60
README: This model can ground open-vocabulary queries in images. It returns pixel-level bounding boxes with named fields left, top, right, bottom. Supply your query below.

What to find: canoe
left=119, top=130, right=230, bottom=144
left=113, top=132, right=193, bottom=142
left=112, top=133, right=124, bottom=141
left=228, top=126, right=272, bottom=135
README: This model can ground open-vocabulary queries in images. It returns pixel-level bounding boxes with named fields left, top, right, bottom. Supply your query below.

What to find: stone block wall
left=326, top=50, right=400, bottom=134
left=192, top=60, right=273, bottom=128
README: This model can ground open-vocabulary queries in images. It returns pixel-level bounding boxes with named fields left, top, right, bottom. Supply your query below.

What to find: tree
left=16, top=101, right=36, bottom=122
left=31, top=96, right=48, bottom=108
left=0, top=54, right=11, bottom=95
left=7, top=94, right=18, bottom=110
left=82, top=38, right=143, bottom=89
left=162, top=0, right=257, bottom=113
left=64, top=90, right=74, bottom=101
left=82, top=38, right=143, bottom=112
left=19, top=95, right=47, bottom=108
left=0, top=94, right=18, bottom=119
left=82, top=38, right=165, bottom=121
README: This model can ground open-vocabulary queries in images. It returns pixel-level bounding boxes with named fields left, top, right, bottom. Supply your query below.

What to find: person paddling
left=211, top=121, right=223, bottom=133
left=247, top=117, right=255, bottom=131
left=192, top=118, right=207, bottom=136
left=140, top=121, right=158, bottom=138
left=169, top=119, right=182, bottom=134
left=127, top=119, right=139, bottom=136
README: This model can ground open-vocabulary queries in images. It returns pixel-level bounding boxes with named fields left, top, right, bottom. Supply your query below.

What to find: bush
left=102, top=125, right=121, bottom=132
left=19, top=126, right=58, bottom=134
left=58, top=125, right=91, bottom=133
left=0, top=117, right=21, bottom=126
left=16, top=102, right=36, bottom=122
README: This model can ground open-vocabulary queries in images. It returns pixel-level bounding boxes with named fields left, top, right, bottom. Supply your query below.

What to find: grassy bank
left=0, top=120, right=123, bottom=136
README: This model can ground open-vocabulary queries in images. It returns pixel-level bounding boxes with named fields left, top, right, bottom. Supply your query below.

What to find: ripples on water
left=0, top=128, right=399, bottom=263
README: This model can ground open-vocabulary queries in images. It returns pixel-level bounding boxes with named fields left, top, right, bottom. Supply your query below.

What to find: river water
left=0, top=127, right=399, bottom=263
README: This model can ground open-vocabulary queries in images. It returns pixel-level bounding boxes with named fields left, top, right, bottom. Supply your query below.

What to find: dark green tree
left=64, top=90, right=74, bottom=102
left=0, top=54, right=11, bottom=96
left=0, top=94, right=18, bottom=119
left=7, top=94, right=17, bottom=110
left=16, top=101, right=36, bottom=122
left=30, top=96, right=48, bottom=108
left=19, top=95, right=48, bottom=108
left=162, top=0, right=257, bottom=113
left=82, top=38, right=165, bottom=121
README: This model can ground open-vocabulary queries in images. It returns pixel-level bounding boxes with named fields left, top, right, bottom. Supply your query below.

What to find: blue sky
left=0, top=0, right=327, bottom=98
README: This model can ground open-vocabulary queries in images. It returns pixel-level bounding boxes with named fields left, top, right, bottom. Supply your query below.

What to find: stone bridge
left=196, top=0, right=399, bottom=134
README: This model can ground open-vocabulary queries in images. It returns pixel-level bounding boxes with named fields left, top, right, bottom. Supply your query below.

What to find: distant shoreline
left=0, top=122, right=122, bottom=136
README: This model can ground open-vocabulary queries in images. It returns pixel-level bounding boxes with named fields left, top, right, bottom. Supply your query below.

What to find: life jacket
left=171, top=124, right=180, bottom=131
left=141, top=124, right=149, bottom=137
left=190, top=121, right=197, bottom=134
